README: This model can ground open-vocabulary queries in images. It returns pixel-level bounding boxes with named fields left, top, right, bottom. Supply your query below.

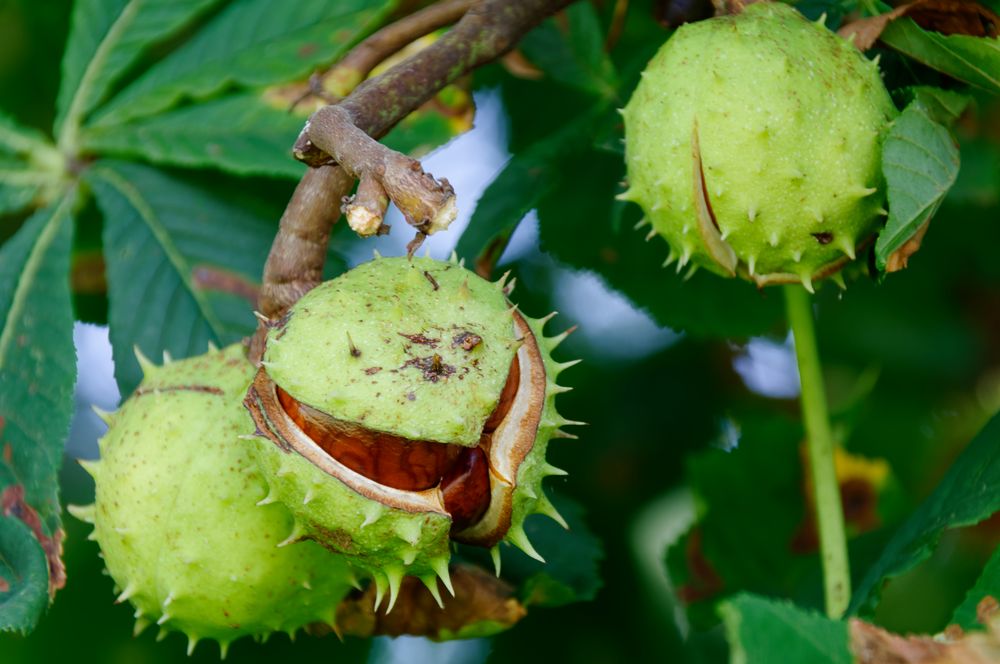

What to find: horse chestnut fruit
left=621, top=3, right=897, bottom=290
left=72, top=344, right=356, bottom=656
left=245, top=256, right=579, bottom=611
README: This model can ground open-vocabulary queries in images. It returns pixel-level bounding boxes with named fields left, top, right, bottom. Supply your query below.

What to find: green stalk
left=784, top=285, right=850, bottom=618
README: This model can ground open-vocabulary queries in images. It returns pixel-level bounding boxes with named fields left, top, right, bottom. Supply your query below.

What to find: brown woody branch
left=258, top=165, right=353, bottom=319
left=293, top=0, right=575, bottom=246
left=297, top=106, right=458, bottom=246
left=257, top=0, right=575, bottom=335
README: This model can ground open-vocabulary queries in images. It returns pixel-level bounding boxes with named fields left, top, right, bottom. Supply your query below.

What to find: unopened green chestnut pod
left=622, top=2, right=897, bottom=289
left=72, top=344, right=356, bottom=657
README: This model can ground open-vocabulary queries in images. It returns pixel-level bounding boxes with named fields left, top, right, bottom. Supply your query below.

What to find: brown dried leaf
left=885, top=216, right=931, bottom=272
left=850, top=598, right=1000, bottom=664
left=839, top=0, right=1000, bottom=52
left=331, top=565, right=527, bottom=640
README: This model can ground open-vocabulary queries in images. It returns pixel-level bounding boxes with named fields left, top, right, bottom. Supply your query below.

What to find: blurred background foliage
left=0, top=0, right=999, bottom=661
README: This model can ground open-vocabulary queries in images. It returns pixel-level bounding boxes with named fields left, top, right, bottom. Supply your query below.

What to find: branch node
left=305, top=106, right=458, bottom=237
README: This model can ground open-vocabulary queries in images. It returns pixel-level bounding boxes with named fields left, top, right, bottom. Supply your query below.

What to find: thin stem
left=784, top=285, right=850, bottom=618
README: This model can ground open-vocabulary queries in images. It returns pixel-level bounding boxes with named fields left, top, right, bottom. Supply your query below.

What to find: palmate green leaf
left=952, top=545, right=1000, bottom=631
left=851, top=414, right=1000, bottom=614
left=0, top=193, right=77, bottom=632
left=874, top=99, right=960, bottom=272
left=455, top=110, right=604, bottom=273
left=0, top=165, right=45, bottom=218
left=81, top=93, right=305, bottom=179
left=0, top=112, right=53, bottom=157
left=720, top=594, right=852, bottom=664
left=537, top=148, right=784, bottom=338
left=88, top=0, right=395, bottom=130
left=86, top=160, right=274, bottom=395
left=54, top=0, right=225, bottom=147
left=881, top=19, right=1000, bottom=94
left=519, top=2, right=617, bottom=99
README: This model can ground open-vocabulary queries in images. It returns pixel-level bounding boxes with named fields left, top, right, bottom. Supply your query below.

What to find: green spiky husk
left=501, top=313, right=574, bottom=557
left=74, top=345, right=356, bottom=655
left=622, top=2, right=897, bottom=286
left=251, top=256, right=578, bottom=593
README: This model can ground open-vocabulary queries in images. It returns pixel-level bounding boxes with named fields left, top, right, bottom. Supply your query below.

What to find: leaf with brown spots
left=0, top=516, right=50, bottom=634
left=885, top=217, right=931, bottom=272
left=875, top=95, right=960, bottom=274
left=852, top=415, right=1000, bottom=614
left=722, top=593, right=1000, bottom=664
left=839, top=0, right=999, bottom=52
left=192, top=265, right=260, bottom=304
left=953, top=546, right=1000, bottom=630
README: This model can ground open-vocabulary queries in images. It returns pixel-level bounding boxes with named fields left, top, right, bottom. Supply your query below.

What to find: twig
left=785, top=285, right=851, bottom=618
left=298, top=106, right=457, bottom=241
left=323, top=0, right=478, bottom=99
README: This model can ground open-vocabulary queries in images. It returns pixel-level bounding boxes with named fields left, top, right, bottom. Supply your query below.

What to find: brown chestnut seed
left=441, top=445, right=492, bottom=532
left=275, top=386, right=460, bottom=492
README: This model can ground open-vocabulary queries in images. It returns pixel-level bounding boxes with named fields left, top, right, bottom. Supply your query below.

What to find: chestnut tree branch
left=256, top=0, right=576, bottom=336
left=258, top=165, right=353, bottom=319
left=293, top=0, right=575, bottom=244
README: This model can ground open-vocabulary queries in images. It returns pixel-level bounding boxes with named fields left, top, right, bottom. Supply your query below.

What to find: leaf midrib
left=0, top=193, right=74, bottom=372
left=91, top=165, right=227, bottom=341
left=58, top=0, right=142, bottom=153
left=0, top=122, right=53, bottom=156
